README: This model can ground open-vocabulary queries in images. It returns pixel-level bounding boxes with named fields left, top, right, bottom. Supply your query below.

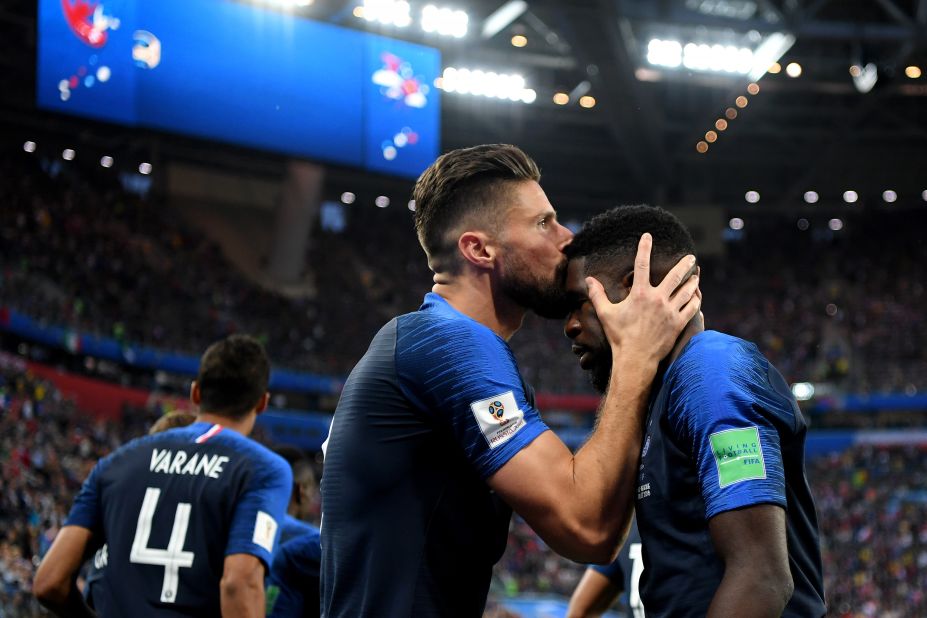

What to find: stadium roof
left=2, top=0, right=925, bottom=214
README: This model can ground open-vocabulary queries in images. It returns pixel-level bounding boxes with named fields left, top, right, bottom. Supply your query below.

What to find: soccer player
left=265, top=445, right=321, bottom=617
left=33, top=335, right=293, bottom=617
left=266, top=530, right=322, bottom=618
left=562, top=205, right=826, bottom=617
left=567, top=522, right=643, bottom=618
left=272, top=445, right=320, bottom=544
left=83, top=410, right=200, bottom=614
left=321, top=144, right=701, bottom=616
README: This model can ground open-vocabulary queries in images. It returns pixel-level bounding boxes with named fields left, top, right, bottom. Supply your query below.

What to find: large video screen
left=37, top=0, right=440, bottom=178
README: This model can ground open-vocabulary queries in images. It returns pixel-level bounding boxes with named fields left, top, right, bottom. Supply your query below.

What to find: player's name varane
left=149, top=448, right=230, bottom=479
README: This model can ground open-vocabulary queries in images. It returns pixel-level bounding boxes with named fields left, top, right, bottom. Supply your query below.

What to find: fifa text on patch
left=709, top=426, right=766, bottom=488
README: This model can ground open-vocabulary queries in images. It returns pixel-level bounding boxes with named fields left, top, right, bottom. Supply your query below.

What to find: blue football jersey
left=267, top=525, right=322, bottom=618
left=634, top=331, right=825, bottom=617
left=279, top=514, right=318, bottom=546
left=589, top=520, right=643, bottom=618
left=320, top=293, right=549, bottom=617
left=65, top=421, right=293, bottom=617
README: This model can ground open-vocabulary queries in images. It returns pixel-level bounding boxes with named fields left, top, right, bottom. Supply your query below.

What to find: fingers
left=658, top=254, right=697, bottom=297
left=631, top=233, right=653, bottom=291
left=670, top=273, right=700, bottom=312
left=677, top=284, right=702, bottom=325
left=584, top=276, right=609, bottom=316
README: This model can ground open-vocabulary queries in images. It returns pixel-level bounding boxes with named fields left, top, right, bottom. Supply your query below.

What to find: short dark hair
left=412, top=144, right=541, bottom=273
left=566, top=205, right=696, bottom=284
left=196, top=334, right=270, bottom=418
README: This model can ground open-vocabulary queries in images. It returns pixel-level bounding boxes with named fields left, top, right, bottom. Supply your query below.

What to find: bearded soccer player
left=320, top=144, right=701, bottom=616
left=34, top=335, right=292, bottom=617
left=563, top=205, right=825, bottom=617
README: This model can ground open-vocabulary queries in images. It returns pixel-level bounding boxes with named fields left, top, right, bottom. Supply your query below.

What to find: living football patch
left=709, top=426, right=766, bottom=488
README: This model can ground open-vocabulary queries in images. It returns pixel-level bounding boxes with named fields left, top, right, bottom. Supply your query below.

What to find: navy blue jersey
left=321, top=293, right=549, bottom=617
left=279, top=514, right=318, bottom=545
left=65, top=421, right=292, bottom=617
left=589, top=521, right=643, bottom=618
left=267, top=525, right=322, bottom=618
left=635, top=331, right=825, bottom=617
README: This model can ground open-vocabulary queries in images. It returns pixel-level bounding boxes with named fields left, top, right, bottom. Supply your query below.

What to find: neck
left=195, top=411, right=256, bottom=437
left=432, top=269, right=526, bottom=341
left=658, top=312, right=705, bottom=375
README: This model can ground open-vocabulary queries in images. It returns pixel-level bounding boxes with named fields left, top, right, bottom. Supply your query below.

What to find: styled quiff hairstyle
left=412, top=144, right=541, bottom=273
left=195, top=334, right=270, bottom=419
left=565, top=205, right=697, bottom=285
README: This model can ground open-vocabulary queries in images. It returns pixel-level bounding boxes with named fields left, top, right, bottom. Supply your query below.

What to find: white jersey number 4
left=129, top=487, right=195, bottom=603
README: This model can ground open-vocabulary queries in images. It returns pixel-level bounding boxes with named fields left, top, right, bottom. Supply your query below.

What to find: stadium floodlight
left=647, top=39, right=682, bottom=68
left=481, top=0, right=527, bottom=39
left=421, top=5, right=468, bottom=38
left=882, top=190, right=897, bottom=203
left=828, top=218, right=843, bottom=231
left=23, top=141, right=36, bottom=153
left=375, top=195, right=390, bottom=208
left=62, top=148, right=75, bottom=160
left=791, top=382, right=814, bottom=401
left=803, top=191, right=819, bottom=204
left=361, top=0, right=412, bottom=27
left=139, top=162, right=153, bottom=175
left=407, top=200, right=416, bottom=211
left=100, top=155, right=114, bottom=168
left=852, top=62, right=878, bottom=93
left=648, top=40, right=754, bottom=75
left=439, top=67, right=536, bottom=103
left=842, top=190, right=858, bottom=204
left=745, top=190, right=760, bottom=203
left=728, top=217, right=744, bottom=230
left=747, top=32, right=794, bottom=81
left=340, top=192, right=356, bottom=204
left=923, top=189, right=927, bottom=202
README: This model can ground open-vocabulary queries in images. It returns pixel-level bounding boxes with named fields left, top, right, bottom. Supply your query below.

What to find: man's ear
left=457, top=230, right=496, bottom=270
left=620, top=269, right=634, bottom=292
left=190, top=381, right=201, bottom=406
left=254, top=392, right=270, bottom=415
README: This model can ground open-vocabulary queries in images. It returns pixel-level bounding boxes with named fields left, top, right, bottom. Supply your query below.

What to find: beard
left=588, top=351, right=612, bottom=394
left=499, top=252, right=570, bottom=319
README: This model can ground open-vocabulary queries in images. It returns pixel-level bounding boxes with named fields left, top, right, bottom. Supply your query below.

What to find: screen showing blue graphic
left=37, top=0, right=440, bottom=178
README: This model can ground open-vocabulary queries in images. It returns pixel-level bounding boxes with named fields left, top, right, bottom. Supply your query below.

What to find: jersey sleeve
left=225, top=450, right=293, bottom=568
left=396, top=315, right=549, bottom=479
left=666, top=346, right=786, bottom=520
left=64, top=458, right=105, bottom=534
left=590, top=556, right=625, bottom=585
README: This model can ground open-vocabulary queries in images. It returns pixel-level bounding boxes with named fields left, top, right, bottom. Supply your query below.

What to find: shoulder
left=669, top=331, right=766, bottom=395
left=215, top=431, right=292, bottom=480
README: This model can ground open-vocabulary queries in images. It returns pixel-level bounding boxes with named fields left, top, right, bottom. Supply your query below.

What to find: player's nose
left=564, top=312, right=582, bottom=339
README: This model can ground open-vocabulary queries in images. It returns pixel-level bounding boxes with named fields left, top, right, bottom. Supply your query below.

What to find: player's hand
left=585, top=233, right=700, bottom=367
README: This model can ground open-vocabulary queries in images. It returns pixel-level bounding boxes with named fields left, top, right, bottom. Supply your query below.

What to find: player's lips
left=571, top=345, right=593, bottom=369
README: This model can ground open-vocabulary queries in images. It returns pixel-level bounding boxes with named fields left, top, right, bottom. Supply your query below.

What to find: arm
left=490, top=235, right=700, bottom=562
left=707, top=505, right=794, bottom=617
left=33, top=525, right=97, bottom=617
left=567, top=568, right=622, bottom=618
left=220, top=553, right=266, bottom=618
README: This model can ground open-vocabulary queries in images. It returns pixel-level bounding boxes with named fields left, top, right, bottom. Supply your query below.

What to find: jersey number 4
left=130, top=487, right=195, bottom=603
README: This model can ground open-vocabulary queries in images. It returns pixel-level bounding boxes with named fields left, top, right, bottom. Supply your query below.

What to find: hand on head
left=585, top=233, right=701, bottom=367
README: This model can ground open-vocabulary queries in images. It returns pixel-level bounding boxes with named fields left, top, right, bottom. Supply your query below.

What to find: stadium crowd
left=2, top=152, right=926, bottom=396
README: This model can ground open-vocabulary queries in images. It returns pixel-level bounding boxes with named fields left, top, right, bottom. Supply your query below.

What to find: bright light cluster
left=438, top=67, right=536, bottom=103
left=362, top=0, right=411, bottom=27
left=647, top=38, right=754, bottom=74
left=421, top=5, right=468, bottom=38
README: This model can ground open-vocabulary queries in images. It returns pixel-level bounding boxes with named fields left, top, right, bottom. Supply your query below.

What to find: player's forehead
left=503, top=180, right=555, bottom=220
left=564, top=258, right=587, bottom=294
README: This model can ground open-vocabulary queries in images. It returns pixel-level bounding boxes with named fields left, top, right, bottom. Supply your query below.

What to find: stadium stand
left=2, top=151, right=925, bottom=397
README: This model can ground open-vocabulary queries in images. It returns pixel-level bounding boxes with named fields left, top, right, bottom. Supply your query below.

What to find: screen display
left=38, top=0, right=440, bottom=178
